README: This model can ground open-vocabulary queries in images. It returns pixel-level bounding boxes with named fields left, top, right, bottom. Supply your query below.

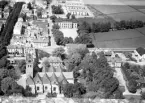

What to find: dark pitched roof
left=33, top=73, right=43, bottom=84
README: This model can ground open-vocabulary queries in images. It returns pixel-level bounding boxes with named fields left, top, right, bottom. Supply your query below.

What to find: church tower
left=26, top=53, right=34, bottom=77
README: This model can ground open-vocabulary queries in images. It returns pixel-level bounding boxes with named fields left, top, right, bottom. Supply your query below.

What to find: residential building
left=55, top=18, right=78, bottom=29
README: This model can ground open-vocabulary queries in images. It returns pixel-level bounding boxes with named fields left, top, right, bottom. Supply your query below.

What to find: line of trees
left=114, top=20, right=144, bottom=30
left=52, top=27, right=73, bottom=46
left=0, top=2, right=37, bottom=97
left=51, top=5, right=64, bottom=14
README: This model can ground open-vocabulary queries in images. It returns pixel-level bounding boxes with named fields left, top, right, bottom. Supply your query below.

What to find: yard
left=59, top=29, right=78, bottom=40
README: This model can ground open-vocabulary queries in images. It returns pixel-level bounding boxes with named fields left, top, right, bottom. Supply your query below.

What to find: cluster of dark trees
left=114, top=20, right=144, bottom=30
left=58, top=45, right=123, bottom=99
left=123, top=52, right=137, bottom=62
left=121, top=62, right=145, bottom=94
left=0, top=0, right=8, bottom=10
left=51, top=28, right=73, bottom=46
left=51, top=5, right=64, bottom=14
left=136, top=47, right=145, bottom=56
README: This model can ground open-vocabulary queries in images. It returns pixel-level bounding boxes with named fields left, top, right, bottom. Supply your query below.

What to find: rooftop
left=55, top=18, right=78, bottom=23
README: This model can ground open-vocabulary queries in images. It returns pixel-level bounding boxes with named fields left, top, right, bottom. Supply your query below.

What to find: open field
left=136, top=27, right=145, bottom=36
left=84, top=0, right=145, bottom=5
left=59, top=29, right=78, bottom=40
left=107, top=11, right=145, bottom=21
left=88, top=5, right=137, bottom=14
left=91, top=29, right=144, bottom=42
left=94, top=37, right=145, bottom=48
left=91, top=29, right=145, bottom=48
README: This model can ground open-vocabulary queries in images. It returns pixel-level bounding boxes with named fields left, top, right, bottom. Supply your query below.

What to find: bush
left=46, top=92, right=57, bottom=97
left=51, top=5, right=64, bottom=14
left=127, top=79, right=137, bottom=93
left=136, top=47, right=145, bottom=56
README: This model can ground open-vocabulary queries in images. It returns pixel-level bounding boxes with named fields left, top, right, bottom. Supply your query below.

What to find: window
left=45, top=86, right=47, bottom=90
left=37, top=87, right=39, bottom=90
left=53, top=87, right=56, bottom=91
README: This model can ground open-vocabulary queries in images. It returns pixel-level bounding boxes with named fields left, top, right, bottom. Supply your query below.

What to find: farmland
left=88, top=5, right=137, bottom=14
left=91, top=29, right=145, bottom=48
left=108, top=11, right=145, bottom=22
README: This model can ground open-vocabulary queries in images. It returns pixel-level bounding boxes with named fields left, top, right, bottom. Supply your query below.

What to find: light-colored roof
left=26, top=76, right=35, bottom=85
left=50, top=72, right=59, bottom=84
left=42, top=73, right=51, bottom=84
left=38, top=72, right=73, bottom=79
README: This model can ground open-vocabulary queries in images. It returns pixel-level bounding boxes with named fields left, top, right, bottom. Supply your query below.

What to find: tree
left=37, top=49, right=50, bottom=60
left=8, top=68, right=20, bottom=80
left=0, top=0, right=8, bottom=10
left=52, top=29, right=64, bottom=45
left=51, top=5, right=64, bottom=14
left=71, top=14, right=76, bottom=19
left=128, top=79, right=137, bottom=93
left=74, top=34, right=92, bottom=44
left=50, top=15, right=57, bottom=23
left=62, top=37, right=73, bottom=45
left=27, top=2, right=33, bottom=10
left=17, top=60, right=26, bottom=74
left=63, top=83, right=74, bottom=98
left=141, top=92, right=145, bottom=100
left=66, top=13, right=71, bottom=19
left=78, top=21, right=91, bottom=34
left=52, top=47, right=65, bottom=58
left=52, top=24, right=60, bottom=29
left=1, top=77, right=18, bottom=95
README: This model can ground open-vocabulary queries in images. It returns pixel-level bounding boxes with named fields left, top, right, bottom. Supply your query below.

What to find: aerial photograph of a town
left=0, top=0, right=145, bottom=102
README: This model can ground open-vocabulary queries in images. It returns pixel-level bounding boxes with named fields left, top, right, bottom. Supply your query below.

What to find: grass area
left=136, top=27, right=145, bottom=36
left=88, top=5, right=136, bottom=15
left=108, top=11, right=145, bottom=22
left=129, top=5, right=145, bottom=10
left=91, top=29, right=145, bottom=48
left=59, top=29, right=78, bottom=40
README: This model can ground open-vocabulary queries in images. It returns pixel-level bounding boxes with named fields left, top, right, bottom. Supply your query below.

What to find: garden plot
left=108, top=11, right=145, bottom=21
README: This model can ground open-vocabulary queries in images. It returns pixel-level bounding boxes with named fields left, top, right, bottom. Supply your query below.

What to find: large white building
left=55, top=18, right=78, bottom=29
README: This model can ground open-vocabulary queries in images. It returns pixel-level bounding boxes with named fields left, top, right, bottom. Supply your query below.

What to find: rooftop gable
left=33, top=73, right=43, bottom=84
left=50, top=72, right=59, bottom=84
left=42, top=73, right=51, bottom=84
left=26, top=76, right=35, bottom=85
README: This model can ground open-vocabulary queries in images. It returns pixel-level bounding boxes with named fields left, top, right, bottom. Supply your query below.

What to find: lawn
left=59, top=29, right=78, bottom=40
left=108, top=11, right=145, bottom=21
left=91, top=29, right=145, bottom=48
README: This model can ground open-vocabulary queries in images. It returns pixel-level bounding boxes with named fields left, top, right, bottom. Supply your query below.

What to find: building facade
left=55, top=19, right=78, bottom=29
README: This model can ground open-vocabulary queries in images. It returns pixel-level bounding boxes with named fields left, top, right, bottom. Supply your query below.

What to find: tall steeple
left=26, top=53, right=34, bottom=77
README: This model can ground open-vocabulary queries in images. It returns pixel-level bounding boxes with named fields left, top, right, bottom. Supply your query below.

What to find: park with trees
left=51, top=5, right=64, bottom=14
